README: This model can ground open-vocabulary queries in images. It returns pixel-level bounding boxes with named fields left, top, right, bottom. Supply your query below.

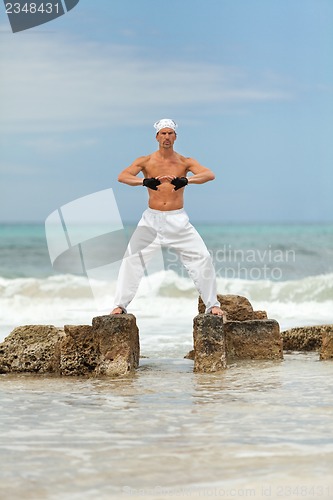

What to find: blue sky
left=0, top=0, right=332, bottom=223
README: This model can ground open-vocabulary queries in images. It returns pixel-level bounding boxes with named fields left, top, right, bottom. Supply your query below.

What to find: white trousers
left=113, top=208, right=220, bottom=313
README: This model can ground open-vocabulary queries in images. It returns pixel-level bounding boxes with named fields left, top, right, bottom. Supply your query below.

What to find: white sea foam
left=1, top=271, right=333, bottom=302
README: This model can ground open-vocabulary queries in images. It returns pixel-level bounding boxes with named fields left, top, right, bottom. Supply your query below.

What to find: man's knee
left=128, top=226, right=158, bottom=255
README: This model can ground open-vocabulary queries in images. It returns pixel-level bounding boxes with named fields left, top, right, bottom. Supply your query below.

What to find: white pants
left=113, top=208, right=220, bottom=313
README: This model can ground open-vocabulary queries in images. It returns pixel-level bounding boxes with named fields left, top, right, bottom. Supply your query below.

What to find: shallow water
left=1, top=353, right=332, bottom=500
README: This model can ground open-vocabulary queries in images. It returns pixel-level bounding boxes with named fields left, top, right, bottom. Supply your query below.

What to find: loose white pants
left=113, top=208, right=220, bottom=313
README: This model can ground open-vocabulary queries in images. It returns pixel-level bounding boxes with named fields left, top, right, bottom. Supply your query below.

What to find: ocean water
left=1, top=222, right=333, bottom=499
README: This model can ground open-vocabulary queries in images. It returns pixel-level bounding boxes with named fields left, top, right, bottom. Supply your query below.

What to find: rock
left=320, top=328, right=333, bottom=360
left=279, top=325, right=333, bottom=356
left=198, top=294, right=255, bottom=321
left=225, top=320, right=282, bottom=360
left=194, top=294, right=281, bottom=371
left=192, top=315, right=282, bottom=372
left=59, top=325, right=98, bottom=376
left=253, top=310, right=268, bottom=320
left=282, top=326, right=325, bottom=351
left=184, top=350, right=195, bottom=360
left=0, top=315, right=140, bottom=376
left=92, top=314, right=140, bottom=376
left=193, top=314, right=227, bottom=372
left=0, top=325, right=63, bottom=374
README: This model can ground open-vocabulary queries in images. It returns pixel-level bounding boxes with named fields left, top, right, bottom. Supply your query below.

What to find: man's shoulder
left=176, top=153, right=199, bottom=167
left=171, top=151, right=190, bottom=163
left=132, top=153, right=153, bottom=166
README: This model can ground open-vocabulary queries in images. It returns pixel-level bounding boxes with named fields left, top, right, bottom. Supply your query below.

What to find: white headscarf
left=154, top=118, right=178, bottom=133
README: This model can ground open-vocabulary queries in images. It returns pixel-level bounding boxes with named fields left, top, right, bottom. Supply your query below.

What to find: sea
left=1, top=222, right=333, bottom=499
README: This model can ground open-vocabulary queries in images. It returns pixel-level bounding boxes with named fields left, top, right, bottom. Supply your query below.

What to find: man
left=111, top=118, right=223, bottom=316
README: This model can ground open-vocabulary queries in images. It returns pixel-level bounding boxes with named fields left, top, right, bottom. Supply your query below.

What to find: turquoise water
left=1, top=222, right=333, bottom=279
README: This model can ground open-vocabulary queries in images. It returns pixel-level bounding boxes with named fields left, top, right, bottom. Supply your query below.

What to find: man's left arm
left=186, top=158, right=215, bottom=184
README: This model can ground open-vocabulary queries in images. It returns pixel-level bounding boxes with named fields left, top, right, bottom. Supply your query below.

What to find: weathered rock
left=92, top=314, right=140, bottom=376
left=320, top=329, right=333, bottom=360
left=192, top=315, right=282, bottom=372
left=225, top=320, right=282, bottom=360
left=0, top=315, right=140, bottom=376
left=198, top=294, right=255, bottom=321
left=193, top=314, right=226, bottom=372
left=253, top=310, right=268, bottom=320
left=0, top=325, right=64, bottom=374
left=184, top=350, right=195, bottom=360
left=59, top=325, right=98, bottom=376
left=282, top=326, right=325, bottom=351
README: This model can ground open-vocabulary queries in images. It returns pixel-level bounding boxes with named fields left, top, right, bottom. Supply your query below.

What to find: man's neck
left=157, top=147, right=175, bottom=159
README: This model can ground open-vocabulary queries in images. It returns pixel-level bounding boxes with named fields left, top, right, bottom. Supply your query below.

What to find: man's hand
left=143, top=177, right=161, bottom=190
left=171, top=177, right=188, bottom=191
left=156, top=175, right=175, bottom=184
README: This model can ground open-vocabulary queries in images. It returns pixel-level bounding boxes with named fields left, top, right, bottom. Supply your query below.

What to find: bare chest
left=143, top=157, right=188, bottom=178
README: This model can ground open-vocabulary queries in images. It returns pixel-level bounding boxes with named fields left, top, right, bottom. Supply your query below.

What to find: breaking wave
left=1, top=271, right=333, bottom=303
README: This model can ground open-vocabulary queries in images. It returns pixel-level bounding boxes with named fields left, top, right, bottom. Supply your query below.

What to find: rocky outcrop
left=59, top=324, right=98, bottom=376
left=0, top=325, right=63, bottom=374
left=320, top=329, right=333, bottom=360
left=193, top=315, right=226, bottom=373
left=253, top=310, right=268, bottom=320
left=0, top=315, right=140, bottom=377
left=192, top=295, right=282, bottom=372
left=92, top=315, right=140, bottom=376
left=225, top=319, right=282, bottom=360
left=192, top=317, right=333, bottom=372
left=198, top=294, right=267, bottom=321
left=192, top=315, right=282, bottom=372
left=281, top=325, right=332, bottom=351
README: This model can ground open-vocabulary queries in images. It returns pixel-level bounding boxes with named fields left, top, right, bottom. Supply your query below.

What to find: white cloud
left=0, top=27, right=292, bottom=133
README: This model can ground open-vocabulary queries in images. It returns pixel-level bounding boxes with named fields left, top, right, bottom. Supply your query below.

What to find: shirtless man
left=111, top=118, right=223, bottom=316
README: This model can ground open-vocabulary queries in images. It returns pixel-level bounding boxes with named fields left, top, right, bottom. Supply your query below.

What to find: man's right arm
left=117, top=157, right=145, bottom=186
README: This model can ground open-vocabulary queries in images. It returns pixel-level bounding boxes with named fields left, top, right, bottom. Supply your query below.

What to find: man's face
left=156, top=128, right=177, bottom=149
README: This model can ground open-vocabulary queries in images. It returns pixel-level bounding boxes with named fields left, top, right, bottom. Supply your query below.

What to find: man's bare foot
left=110, top=307, right=124, bottom=315
left=210, top=306, right=225, bottom=317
